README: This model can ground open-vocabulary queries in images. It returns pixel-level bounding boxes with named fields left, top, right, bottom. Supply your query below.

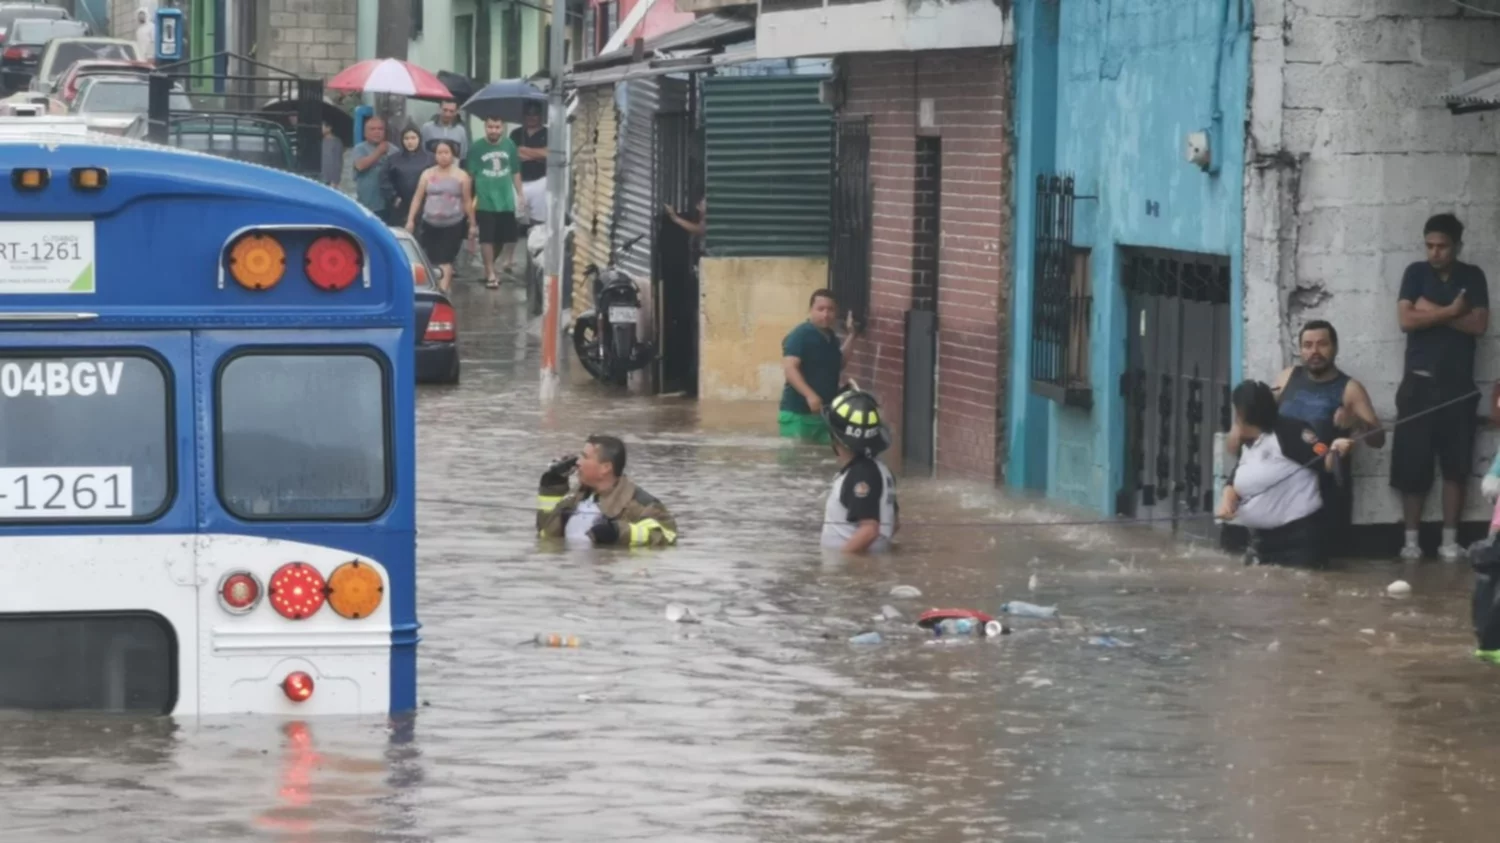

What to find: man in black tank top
left=1227, top=321, right=1384, bottom=556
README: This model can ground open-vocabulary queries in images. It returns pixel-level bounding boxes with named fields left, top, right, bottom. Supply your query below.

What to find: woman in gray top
left=405, top=140, right=475, bottom=294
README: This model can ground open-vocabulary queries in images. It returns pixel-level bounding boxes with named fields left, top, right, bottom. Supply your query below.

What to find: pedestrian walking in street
left=405, top=140, right=474, bottom=295
left=421, top=99, right=469, bottom=163
left=780, top=289, right=858, bottom=444
left=1218, top=380, right=1352, bottom=568
left=820, top=387, right=898, bottom=554
left=511, top=101, right=548, bottom=228
left=352, top=116, right=395, bottom=223
left=385, top=126, right=433, bottom=228
left=467, top=117, right=526, bottom=289
left=1391, top=213, right=1490, bottom=562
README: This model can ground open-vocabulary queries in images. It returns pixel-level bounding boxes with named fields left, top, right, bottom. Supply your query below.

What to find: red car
left=54, top=57, right=150, bottom=103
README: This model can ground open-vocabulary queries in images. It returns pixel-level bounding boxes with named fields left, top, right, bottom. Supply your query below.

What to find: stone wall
left=841, top=47, right=1012, bottom=482
left=1245, top=0, right=1500, bottom=525
left=267, top=0, right=359, bottom=78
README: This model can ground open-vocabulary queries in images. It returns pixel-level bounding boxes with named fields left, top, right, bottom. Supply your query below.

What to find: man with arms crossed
left=1392, top=213, right=1489, bottom=561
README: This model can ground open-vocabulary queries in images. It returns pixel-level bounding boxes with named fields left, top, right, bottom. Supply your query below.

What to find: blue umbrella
left=460, top=79, right=547, bottom=123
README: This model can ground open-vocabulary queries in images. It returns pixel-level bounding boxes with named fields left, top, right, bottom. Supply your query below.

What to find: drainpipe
left=1205, top=0, right=1233, bottom=176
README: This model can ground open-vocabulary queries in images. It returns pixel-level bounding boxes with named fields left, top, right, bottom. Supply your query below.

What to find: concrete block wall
left=841, top=47, right=1012, bottom=482
left=268, top=0, right=359, bottom=77
left=1245, top=0, right=1500, bottom=526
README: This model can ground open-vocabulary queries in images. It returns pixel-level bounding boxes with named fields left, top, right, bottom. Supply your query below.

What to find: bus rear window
left=0, top=354, right=172, bottom=521
left=217, top=352, right=389, bottom=520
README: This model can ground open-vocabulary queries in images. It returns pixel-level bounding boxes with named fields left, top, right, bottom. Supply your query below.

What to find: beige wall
left=699, top=256, right=828, bottom=402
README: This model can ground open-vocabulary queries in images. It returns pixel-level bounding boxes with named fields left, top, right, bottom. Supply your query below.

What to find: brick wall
left=1245, top=0, right=1500, bottom=525
left=268, top=0, right=358, bottom=78
left=841, top=47, right=1012, bottom=481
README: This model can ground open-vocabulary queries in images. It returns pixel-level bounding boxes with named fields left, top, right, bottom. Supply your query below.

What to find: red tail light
left=282, top=672, right=314, bottom=702
left=304, top=233, right=362, bottom=291
left=269, top=562, right=327, bottom=620
left=218, top=570, right=263, bottom=614
left=2, top=47, right=24, bottom=61
left=425, top=302, right=456, bottom=342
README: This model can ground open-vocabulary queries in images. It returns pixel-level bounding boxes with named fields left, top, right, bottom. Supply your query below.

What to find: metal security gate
left=1118, top=249, right=1232, bottom=539
left=829, top=116, right=872, bottom=327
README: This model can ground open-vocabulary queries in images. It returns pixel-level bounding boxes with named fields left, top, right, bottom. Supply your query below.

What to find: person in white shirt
left=1217, top=380, right=1352, bottom=567
left=820, top=387, right=898, bottom=553
left=135, top=8, right=155, bottom=61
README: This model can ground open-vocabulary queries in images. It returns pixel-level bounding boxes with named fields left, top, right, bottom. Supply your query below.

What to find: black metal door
left=829, top=117, right=871, bottom=328
left=1119, top=249, right=1232, bottom=540
left=653, top=110, right=702, bottom=396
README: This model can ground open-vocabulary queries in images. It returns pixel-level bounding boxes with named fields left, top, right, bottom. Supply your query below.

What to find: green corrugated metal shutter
left=702, top=76, right=833, bottom=258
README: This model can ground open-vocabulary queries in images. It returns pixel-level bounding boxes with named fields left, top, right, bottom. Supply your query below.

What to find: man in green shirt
left=467, top=117, right=526, bottom=289
left=780, top=289, right=858, bottom=443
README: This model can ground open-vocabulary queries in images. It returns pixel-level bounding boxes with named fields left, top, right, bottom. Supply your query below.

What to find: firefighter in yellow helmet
left=821, top=387, right=898, bottom=553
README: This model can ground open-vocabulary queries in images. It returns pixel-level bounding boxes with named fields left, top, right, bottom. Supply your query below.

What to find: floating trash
left=1388, top=580, right=1412, bottom=597
left=849, top=631, right=882, bottom=645
left=889, top=585, right=922, bottom=599
left=665, top=603, right=701, bottom=624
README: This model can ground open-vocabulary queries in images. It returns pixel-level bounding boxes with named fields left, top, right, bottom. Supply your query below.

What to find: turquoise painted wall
left=1007, top=0, right=1251, bottom=514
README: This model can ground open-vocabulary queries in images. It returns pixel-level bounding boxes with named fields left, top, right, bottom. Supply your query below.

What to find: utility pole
left=540, top=0, right=568, bottom=402
left=376, top=0, right=412, bottom=123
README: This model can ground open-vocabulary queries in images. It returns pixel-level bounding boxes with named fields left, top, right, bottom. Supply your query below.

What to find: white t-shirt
left=821, top=456, right=897, bottom=551
left=1231, top=418, right=1324, bottom=530
left=565, top=496, right=602, bottom=547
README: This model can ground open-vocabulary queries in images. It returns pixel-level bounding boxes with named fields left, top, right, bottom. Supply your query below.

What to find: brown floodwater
left=2, top=280, right=1498, bottom=842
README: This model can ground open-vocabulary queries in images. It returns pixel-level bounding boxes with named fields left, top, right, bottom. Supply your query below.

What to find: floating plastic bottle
left=933, top=618, right=976, bottom=637
left=534, top=633, right=582, bottom=648
left=1000, top=600, right=1058, bottom=619
left=849, top=631, right=882, bottom=645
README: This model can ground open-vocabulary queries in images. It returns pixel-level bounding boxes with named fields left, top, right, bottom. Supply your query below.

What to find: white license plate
left=608, top=306, right=639, bottom=323
left=0, top=467, right=133, bottom=518
left=0, top=221, right=96, bottom=295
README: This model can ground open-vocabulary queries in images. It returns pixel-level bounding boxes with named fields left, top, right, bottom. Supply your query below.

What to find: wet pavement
left=4, top=278, right=1500, bottom=842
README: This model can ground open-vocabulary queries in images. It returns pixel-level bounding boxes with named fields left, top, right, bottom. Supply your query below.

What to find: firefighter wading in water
left=536, top=435, right=679, bottom=547
left=822, top=388, right=899, bottom=553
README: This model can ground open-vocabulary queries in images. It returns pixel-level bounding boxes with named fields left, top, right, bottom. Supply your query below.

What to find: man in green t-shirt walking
left=780, top=289, right=859, bottom=443
left=467, top=117, right=527, bottom=289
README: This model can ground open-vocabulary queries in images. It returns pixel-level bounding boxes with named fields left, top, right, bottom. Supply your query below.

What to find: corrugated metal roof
left=1445, top=66, right=1500, bottom=115
left=702, top=75, right=833, bottom=258
left=572, top=13, right=754, bottom=72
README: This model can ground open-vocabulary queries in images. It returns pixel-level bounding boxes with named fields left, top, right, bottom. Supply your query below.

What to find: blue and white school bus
left=0, top=117, right=418, bottom=716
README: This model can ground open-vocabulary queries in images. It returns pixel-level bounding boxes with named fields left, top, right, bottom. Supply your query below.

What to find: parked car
left=390, top=226, right=460, bottom=384
left=133, top=114, right=297, bottom=169
left=72, top=74, right=190, bottom=133
left=30, top=35, right=137, bottom=94
left=52, top=57, right=150, bottom=103
left=1, top=17, right=86, bottom=91
left=0, top=2, right=68, bottom=46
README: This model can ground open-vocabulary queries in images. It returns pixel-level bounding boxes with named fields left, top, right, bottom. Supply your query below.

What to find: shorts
left=1389, top=372, right=1479, bottom=495
left=419, top=220, right=466, bottom=266
left=477, top=210, right=517, bottom=245
left=778, top=410, right=830, bottom=444
left=521, top=179, right=548, bottom=226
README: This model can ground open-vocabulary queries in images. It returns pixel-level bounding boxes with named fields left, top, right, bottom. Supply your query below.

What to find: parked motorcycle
left=573, top=234, right=653, bottom=386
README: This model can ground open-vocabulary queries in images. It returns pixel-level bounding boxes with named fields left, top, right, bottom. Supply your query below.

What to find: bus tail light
left=282, top=672, right=314, bottom=702
left=326, top=560, right=384, bottom=620
left=228, top=233, right=287, bottom=290
left=218, top=570, right=263, bottom=614
left=269, top=562, right=327, bottom=620
left=11, top=168, right=48, bottom=191
left=70, top=167, right=107, bottom=190
left=304, top=233, right=362, bottom=291
left=425, top=303, right=456, bottom=342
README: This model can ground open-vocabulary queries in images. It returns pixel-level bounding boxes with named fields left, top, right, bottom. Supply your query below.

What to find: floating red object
left=268, top=562, right=327, bottom=620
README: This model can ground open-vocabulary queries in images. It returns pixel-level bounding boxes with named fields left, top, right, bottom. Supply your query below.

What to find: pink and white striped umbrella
left=326, top=59, right=453, bottom=100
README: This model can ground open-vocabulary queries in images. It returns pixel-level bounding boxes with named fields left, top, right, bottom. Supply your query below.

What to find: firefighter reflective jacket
left=537, top=473, right=679, bottom=547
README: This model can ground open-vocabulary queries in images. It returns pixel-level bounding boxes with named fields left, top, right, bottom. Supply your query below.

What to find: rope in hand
left=414, top=387, right=1485, bottom=532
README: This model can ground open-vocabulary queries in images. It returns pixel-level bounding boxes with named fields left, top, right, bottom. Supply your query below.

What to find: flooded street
left=4, top=282, right=1500, bottom=842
